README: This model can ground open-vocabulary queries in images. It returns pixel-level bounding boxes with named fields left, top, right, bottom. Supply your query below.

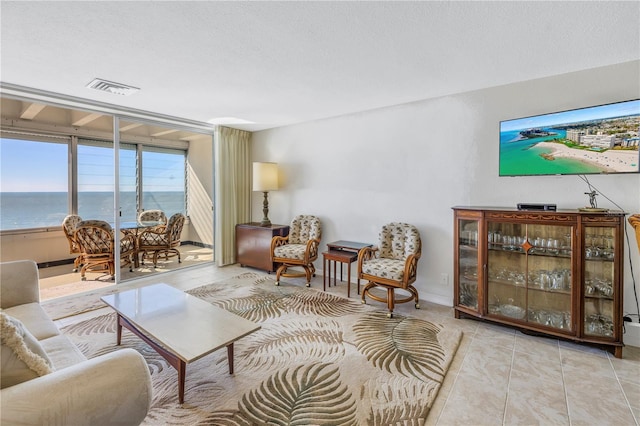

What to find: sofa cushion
left=1, top=313, right=54, bottom=389
left=2, top=303, right=60, bottom=340
left=40, top=335, right=87, bottom=370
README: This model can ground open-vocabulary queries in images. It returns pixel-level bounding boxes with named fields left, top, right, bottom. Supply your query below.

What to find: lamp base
left=260, top=191, right=272, bottom=227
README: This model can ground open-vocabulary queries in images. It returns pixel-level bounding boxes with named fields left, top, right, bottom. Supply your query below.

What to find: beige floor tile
left=610, top=347, right=640, bottom=386
left=473, top=323, right=516, bottom=350
left=514, top=332, right=561, bottom=357
left=436, top=374, right=507, bottom=425
left=565, top=377, right=636, bottom=426
left=512, top=349, right=563, bottom=383
left=504, top=369, right=569, bottom=425
left=632, top=407, right=640, bottom=425
left=560, top=348, right=617, bottom=380
left=457, top=341, right=512, bottom=389
left=558, top=339, right=611, bottom=358
left=620, top=379, right=640, bottom=410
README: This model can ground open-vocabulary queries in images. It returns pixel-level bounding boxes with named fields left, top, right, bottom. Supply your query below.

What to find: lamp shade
left=253, top=162, right=279, bottom=191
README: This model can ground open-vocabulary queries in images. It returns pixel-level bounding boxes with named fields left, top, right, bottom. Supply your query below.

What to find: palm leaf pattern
left=213, top=287, right=291, bottom=322
left=283, top=288, right=363, bottom=317
left=241, top=320, right=345, bottom=370
left=238, top=363, right=358, bottom=425
left=195, top=411, right=253, bottom=425
left=353, top=312, right=446, bottom=383
left=363, top=376, right=439, bottom=425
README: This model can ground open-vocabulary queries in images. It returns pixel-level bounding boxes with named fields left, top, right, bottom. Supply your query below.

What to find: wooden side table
left=323, top=240, right=373, bottom=297
left=236, top=223, right=289, bottom=272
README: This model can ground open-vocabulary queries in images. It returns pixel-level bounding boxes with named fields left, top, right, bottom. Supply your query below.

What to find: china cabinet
left=452, top=206, right=625, bottom=357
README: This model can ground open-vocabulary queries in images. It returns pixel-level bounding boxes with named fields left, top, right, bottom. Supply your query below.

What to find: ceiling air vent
left=86, top=78, right=140, bottom=96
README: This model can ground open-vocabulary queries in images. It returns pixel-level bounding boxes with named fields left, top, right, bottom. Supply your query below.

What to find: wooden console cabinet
left=236, top=223, right=289, bottom=272
left=453, top=206, right=626, bottom=357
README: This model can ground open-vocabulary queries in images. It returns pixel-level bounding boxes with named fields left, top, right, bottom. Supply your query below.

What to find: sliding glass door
left=1, top=96, right=214, bottom=296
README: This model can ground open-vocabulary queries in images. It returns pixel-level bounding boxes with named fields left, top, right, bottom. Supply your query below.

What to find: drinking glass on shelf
left=602, top=236, right=614, bottom=259
left=547, top=238, right=559, bottom=255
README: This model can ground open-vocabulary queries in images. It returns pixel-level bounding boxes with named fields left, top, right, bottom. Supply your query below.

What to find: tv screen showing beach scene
left=499, top=99, right=640, bottom=176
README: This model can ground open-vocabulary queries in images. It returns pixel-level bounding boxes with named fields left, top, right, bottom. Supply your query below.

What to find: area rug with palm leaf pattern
left=61, top=272, right=462, bottom=425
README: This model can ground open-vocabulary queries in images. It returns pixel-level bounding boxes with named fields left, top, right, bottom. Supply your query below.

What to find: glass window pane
left=142, top=147, right=186, bottom=218
left=77, top=140, right=136, bottom=222
left=0, top=138, right=68, bottom=230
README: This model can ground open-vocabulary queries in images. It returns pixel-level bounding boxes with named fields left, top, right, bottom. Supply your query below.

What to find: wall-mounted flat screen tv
left=499, top=99, right=640, bottom=176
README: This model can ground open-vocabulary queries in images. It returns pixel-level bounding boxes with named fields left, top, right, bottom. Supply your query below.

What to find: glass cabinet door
left=583, top=226, right=616, bottom=338
left=487, top=221, right=573, bottom=333
left=525, top=224, right=573, bottom=332
left=457, top=218, right=479, bottom=310
left=487, top=221, right=528, bottom=321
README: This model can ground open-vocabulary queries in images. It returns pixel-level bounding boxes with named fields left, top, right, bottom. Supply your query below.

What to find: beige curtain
left=214, top=126, right=252, bottom=266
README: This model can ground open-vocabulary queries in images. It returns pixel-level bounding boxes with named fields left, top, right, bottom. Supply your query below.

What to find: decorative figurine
left=585, top=190, right=598, bottom=209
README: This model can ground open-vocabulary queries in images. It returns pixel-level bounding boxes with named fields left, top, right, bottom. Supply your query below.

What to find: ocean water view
left=499, top=128, right=607, bottom=176
left=0, top=192, right=185, bottom=231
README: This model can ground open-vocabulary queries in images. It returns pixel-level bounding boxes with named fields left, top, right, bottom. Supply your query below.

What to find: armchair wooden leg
left=304, top=266, right=312, bottom=287
left=275, top=265, right=286, bottom=286
left=387, top=288, right=395, bottom=318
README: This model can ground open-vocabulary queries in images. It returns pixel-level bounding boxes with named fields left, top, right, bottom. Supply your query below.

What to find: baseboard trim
left=421, top=292, right=453, bottom=307
left=38, top=259, right=74, bottom=269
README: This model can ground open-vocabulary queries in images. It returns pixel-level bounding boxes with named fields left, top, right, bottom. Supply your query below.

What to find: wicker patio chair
left=138, top=209, right=167, bottom=232
left=74, top=220, right=137, bottom=280
left=62, top=214, right=83, bottom=272
left=138, top=213, right=186, bottom=267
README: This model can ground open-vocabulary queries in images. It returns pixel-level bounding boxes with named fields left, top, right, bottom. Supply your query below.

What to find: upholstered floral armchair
left=271, top=215, right=322, bottom=287
left=358, top=222, right=422, bottom=317
left=138, top=213, right=186, bottom=267
left=61, top=214, right=83, bottom=272
left=74, top=220, right=137, bottom=280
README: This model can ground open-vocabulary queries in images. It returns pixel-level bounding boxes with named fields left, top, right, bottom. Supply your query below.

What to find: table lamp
left=253, top=162, right=278, bottom=227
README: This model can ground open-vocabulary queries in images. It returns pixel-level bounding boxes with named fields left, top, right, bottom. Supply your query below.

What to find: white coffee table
left=101, top=283, right=260, bottom=403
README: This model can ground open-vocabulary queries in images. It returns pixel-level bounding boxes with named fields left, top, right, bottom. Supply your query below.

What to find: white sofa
left=1, top=260, right=152, bottom=425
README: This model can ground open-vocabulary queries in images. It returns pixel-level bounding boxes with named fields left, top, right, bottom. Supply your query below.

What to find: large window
left=1, top=136, right=187, bottom=230
left=77, top=140, right=137, bottom=222
left=142, top=147, right=186, bottom=218
left=0, top=137, right=68, bottom=230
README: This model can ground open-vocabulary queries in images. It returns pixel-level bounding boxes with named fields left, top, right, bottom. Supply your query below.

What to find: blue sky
left=1, top=138, right=184, bottom=192
left=500, top=99, right=640, bottom=132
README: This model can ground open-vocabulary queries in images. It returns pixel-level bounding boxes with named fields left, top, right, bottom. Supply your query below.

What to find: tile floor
left=50, top=263, right=640, bottom=426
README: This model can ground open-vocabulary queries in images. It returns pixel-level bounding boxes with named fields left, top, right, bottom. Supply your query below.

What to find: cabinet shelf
left=489, top=245, right=572, bottom=259
left=453, top=206, right=625, bottom=358
left=487, top=279, right=571, bottom=295
left=585, top=257, right=615, bottom=263
left=584, top=294, right=614, bottom=301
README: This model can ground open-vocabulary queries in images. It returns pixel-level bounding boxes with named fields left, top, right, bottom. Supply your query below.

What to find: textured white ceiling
left=1, top=1, right=639, bottom=131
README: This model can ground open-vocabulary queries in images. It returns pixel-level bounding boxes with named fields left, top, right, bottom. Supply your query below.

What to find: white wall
left=187, top=136, right=215, bottom=246
left=252, top=60, right=640, bottom=318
